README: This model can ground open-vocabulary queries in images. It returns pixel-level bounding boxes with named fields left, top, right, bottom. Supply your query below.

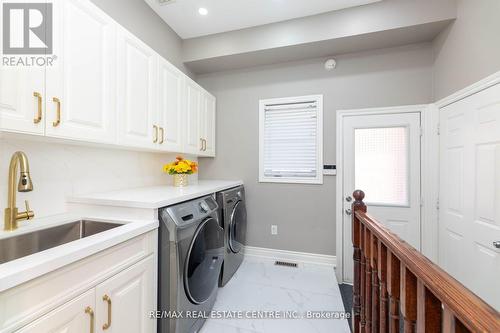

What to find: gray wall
left=89, top=0, right=193, bottom=78
left=198, top=44, right=434, bottom=255
left=433, top=0, right=500, bottom=99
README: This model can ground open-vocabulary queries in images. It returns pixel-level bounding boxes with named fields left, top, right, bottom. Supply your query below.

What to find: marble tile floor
left=199, top=257, right=351, bottom=333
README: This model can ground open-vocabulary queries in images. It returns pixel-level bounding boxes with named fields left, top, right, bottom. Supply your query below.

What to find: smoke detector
left=324, top=58, right=337, bottom=71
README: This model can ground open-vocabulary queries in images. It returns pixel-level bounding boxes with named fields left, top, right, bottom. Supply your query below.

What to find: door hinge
left=420, top=127, right=423, bottom=137
left=436, top=198, right=440, bottom=210
left=437, top=123, right=440, bottom=136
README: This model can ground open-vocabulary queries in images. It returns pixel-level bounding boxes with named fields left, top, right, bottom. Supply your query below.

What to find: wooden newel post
left=352, top=190, right=366, bottom=333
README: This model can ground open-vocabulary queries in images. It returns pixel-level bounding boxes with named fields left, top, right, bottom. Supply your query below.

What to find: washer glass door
left=184, top=217, right=224, bottom=304
left=229, top=200, right=247, bottom=253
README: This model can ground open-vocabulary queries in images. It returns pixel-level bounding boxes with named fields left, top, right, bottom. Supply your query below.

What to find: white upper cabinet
left=201, top=92, right=216, bottom=157
left=0, top=0, right=215, bottom=156
left=0, top=65, right=45, bottom=135
left=116, top=28, right=158, bottom=149
left=157, top=58, right=184, bottom=152
left=45, top=0, right=117, bottom=143
left=185, top=79, right=202, bottom=154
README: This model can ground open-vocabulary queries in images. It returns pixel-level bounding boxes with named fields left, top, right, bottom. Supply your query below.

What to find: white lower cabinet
left=95, top=256, right=155, bottom=333
left=16, top=289, right=96, bottom=333
left=14, top=256, right=155, bottom=333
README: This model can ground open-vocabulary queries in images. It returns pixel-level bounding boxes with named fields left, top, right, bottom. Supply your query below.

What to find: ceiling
left=144, top=0, right=382, bottom=39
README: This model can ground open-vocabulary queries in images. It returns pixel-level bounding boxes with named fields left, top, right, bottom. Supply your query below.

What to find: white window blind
left=259, top=95, right=323, bottom=184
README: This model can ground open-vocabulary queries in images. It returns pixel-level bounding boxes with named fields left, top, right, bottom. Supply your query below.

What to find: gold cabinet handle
left=159, top=127, right=164, bottom=144
left=33, top=92, right=42, bottom=124
left=102, top=294, right=112, bottom=330
left=153, top=125, right=158, bottom=143
left=52, top=97, right=61, bottom=127
left=85, top=306, right=95, bottom=333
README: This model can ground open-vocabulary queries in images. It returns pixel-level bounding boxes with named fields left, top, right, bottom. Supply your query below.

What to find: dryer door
left=184, top=217, right=224, bottom=304
left=229, top=200, right=247, bottom=254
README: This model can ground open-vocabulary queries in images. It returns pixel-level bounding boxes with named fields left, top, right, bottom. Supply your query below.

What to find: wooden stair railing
left=351, top=190, right=500, bottom=333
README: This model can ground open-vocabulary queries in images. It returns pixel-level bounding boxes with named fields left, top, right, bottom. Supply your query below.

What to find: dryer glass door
left=184, top=217, right=224, bottom=304
left=229, top=200, right=247, bottom=254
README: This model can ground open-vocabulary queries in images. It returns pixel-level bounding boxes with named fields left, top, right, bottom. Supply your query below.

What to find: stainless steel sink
left=0, top=220, right=123, bottom=265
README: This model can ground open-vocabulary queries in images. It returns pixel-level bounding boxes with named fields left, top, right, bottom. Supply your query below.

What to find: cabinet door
left=0, top=66, right=45, bottom=135
left=45, top=0, right=117, bottom=143
left=184, top=79, right=202, bottom=154
left=203, top=93, right=216, bottom=156
left=158, top=58, right=183, bottom=152
left=117, top=28, right=157, bottom=149
left=16, top=289, right=95, bottom=333
left=95, top=256, right=155, bottom=333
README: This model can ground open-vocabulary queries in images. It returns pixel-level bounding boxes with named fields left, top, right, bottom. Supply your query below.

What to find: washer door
left=184, top=217, right=224, bottom=304
left=229, top=200, right=247, bottom=254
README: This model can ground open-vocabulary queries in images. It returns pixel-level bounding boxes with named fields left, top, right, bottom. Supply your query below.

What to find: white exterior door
left=185, top=79, right=202, bottom=154
left=117, top=28, right=157, bottom=149
left=158, top=58, right=183, bottom=152
left=46, top=0, right=117, bottom=143
left=16, top=290, right=95, bottom=333
left=95, top=256, right=155, bottom=333
left=0, top=66, right=45, bottom=135
left=342, top=112, right=421, bottom=283
left=439, top=83, right=500, bottom=310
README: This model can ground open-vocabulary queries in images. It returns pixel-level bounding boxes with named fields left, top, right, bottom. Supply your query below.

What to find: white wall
left=0, top=137, right=197, bottom=219
left=433, top=0, right=500, bottom=99
left=198, top=44, right=434, bottom=255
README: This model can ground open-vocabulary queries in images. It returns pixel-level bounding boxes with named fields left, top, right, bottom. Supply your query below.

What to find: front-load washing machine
left=217, top=185, right=247, bottom=287
left=158, top=195, right=224, bottom=333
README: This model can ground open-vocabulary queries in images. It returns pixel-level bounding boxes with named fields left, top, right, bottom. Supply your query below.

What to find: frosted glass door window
left=354, top=127, right=409, bottom=206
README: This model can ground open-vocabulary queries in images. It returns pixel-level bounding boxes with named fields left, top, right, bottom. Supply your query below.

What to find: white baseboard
left=244, top=246, right=336, bottom=268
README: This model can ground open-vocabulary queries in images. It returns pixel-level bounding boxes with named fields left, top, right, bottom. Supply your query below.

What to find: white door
left=95, top=256, right=155, bottom=333
left=0, top=66, right=45, bottom=135
left=185, top=79, right=202, bottom=154
left=117, top=28, right=157, bottom=149
left=439, top=83, right=500, bottom=310
left=158, top=58, right=183, bottom=152
left=342, top=112, right=421, bottom=283
left=46, top=0, right=117, bottom=143
left=16, top=290, right=95, bottom=333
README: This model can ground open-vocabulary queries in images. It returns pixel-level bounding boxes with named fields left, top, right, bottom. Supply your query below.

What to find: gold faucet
left=4, top=151, right=34, bottom=231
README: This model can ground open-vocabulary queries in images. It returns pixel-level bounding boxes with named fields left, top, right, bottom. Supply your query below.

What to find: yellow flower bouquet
left=163, top=156, right=198, bottom=187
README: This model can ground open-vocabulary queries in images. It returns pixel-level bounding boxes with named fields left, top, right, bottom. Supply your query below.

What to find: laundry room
left=0, top=0, right=499, bottom=333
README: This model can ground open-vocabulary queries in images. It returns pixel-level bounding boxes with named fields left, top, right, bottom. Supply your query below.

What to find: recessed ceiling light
left=198, top=7, right=208, bottom=16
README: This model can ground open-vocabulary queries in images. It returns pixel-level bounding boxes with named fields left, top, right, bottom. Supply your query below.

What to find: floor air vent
left=275, top=260, right=298, bottom=268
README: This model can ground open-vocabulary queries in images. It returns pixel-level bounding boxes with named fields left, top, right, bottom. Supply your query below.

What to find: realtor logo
left=2, top=3, right=53, bottom=55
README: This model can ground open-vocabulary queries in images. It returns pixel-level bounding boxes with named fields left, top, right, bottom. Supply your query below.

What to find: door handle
left=85, top=306, right=95, bottom=333
left=33, top=92, right=42, bottom=124
left=153, top=125, right=158, bottom=143
left=102, top=294, right=112, bottom=329
left=203, top=139, right=207, bottom=151
left=493, top=241, right=500, bottom=249
left=200, top=138, right=204, bottom=151
left=159, top=127, right=164, bottom=144
left=345, top=196, right=352, bottom=202
left=52, top=97, right=61, bottom=127
left=345, top=208, right=352, bottom=216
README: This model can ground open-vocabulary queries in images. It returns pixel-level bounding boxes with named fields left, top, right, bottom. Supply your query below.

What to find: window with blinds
left=259, top=95, right=323, bottom=184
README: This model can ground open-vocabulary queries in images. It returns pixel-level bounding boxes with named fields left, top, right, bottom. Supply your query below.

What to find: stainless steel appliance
left=217, top=185, right=247, bottom=287
left=158, top=196, right=224, bottom=333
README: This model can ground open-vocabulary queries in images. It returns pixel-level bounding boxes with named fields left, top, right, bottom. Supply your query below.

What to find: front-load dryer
left=217, top=185, right=247, bottom=287
left=158, top=195, right=224, bottom=333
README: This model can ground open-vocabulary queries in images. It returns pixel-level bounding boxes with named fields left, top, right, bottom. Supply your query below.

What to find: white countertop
left=0, top=213, right=157, bottom=292
left=68, top=180, right=244, bottom=209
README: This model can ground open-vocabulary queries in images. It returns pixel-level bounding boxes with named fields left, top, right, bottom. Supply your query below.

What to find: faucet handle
left=24, top=200, right=35, bottom=220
